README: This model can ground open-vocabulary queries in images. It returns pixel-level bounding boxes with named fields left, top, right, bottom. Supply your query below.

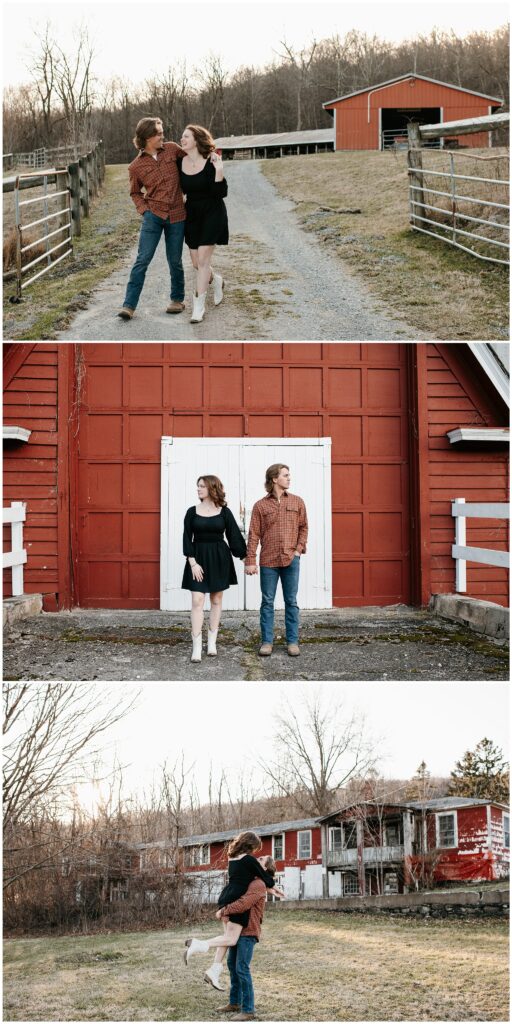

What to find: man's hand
left=245, top=565, right=258, bottom=575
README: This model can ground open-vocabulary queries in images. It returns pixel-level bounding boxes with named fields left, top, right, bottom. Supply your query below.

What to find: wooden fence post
left=407, top=122, right=424, bottom=228
left=79, top=156, right=90, bottom=218
left=68, top=161, right=82, bottom=236
left=98, top=140, right=105, bottom=183
left=86, top=151, right=96, bottom=198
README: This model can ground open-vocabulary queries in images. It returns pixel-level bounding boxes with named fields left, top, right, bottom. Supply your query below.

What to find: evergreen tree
left=449, top=738, right=509, bottom=802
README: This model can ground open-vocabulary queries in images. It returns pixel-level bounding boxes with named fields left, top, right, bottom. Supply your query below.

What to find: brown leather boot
left=215, top=1005, right=241, bottom=1014
left=166, top=300, right=185, bottom=313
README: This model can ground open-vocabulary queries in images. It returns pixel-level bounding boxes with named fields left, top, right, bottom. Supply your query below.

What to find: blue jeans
left=123, top=211, right=185, bottom=309
left=227, top=936, right=257, bottom=1014
left=260, top=556, right=300, bottom=644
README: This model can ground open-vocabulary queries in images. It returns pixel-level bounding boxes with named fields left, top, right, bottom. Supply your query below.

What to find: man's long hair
left=264, top=463, right=289, bottom=494
left=133, top=117, right=162, bottom=152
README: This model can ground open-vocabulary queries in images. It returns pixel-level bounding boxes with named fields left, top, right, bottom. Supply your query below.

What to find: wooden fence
left=3, top=141, right=105, bottom=299
left=3, top=502, right=27, bottom=597
left=452, top=498, right=510, bottom=593
left=407, top=113, right=509, bottom=265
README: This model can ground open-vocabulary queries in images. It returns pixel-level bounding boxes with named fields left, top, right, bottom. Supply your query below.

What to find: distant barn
left=322, top=73, right=503, bottom=151
left=214, top=128, right=334, bottom=160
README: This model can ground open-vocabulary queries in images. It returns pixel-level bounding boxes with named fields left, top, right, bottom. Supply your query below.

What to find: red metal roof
left=323, top=73, right=503, bottom=108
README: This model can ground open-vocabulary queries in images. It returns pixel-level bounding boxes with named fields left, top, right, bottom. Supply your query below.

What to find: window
left=297, top=830, right=312, bottom=859
left=329, top=827, right=342, bottom=853
left=344, top=822, right=357, bottom=849
left=272, top=834, right=284, bottom=860
left=343, top=873, right=359, bottom=895
left=185, top=844, right=210, bottom=867
left=384, top=820, right=401, bottom=846
left=437, top=813, right=457, bottom=848
left=503, top=813, right=510, bottom=849
left=110, top=880, right=129, bottom=902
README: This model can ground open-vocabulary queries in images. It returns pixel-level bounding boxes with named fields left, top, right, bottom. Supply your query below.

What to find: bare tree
left=278, top=39, right=318, bottom=131
left=3, top=682, right=139, bottom=828
left=261, top=691, right=378, bottom=816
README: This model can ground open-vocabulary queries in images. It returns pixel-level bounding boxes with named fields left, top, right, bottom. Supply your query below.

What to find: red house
left=320, top=797, right=510, bottom=897
left=322, top=73, right=503, bottom=150
left=137, top=818, right=323, bottom=901
left=3, top=342, right=509, bottom=610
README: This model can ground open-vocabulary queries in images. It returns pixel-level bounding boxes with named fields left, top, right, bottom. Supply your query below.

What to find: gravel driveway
left=57, top=161, right=418, bottom=341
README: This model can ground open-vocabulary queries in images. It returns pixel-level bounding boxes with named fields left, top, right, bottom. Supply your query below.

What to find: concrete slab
left=3, top=606, right=508, bottom=682
left=3, top=593, right=42, bottom=628
left=430, top=594, right=509, bottom=640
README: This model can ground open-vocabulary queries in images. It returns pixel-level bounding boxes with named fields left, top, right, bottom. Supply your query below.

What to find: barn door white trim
left=160, top=437, right=332, bottom=611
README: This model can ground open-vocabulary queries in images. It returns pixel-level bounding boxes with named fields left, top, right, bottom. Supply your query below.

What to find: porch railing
left=452, top=498, right=510, bottom=593
left=3, top=502, right=27, bottom=596
left=327, top=845, right=404, bottom=866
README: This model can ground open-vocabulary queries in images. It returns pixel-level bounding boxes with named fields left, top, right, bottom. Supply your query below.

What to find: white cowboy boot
left=212, top=272, right=224, bottom=305
left=207, top=628, right=218, bottom=657
left=184, top=937, right=209, bottom=964
left=204, top=963, right=225, bottom=990
left=191, top=632, right=202, bottom=663
left=190, top=291, right=207, bottom=323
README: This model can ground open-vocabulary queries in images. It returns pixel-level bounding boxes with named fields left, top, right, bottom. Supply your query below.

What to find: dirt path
left=58, top=162, right=419, bottom=341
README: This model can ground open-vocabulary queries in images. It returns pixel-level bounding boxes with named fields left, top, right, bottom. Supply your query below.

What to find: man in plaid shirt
left=245, top=464, right=308, bottom=657
left=118, top=117, right=186, bottom=320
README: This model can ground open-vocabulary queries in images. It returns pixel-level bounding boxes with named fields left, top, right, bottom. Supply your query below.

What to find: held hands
left=245, top=564, right=259, bottom=575
left=190, top=562, right=204, bottom=582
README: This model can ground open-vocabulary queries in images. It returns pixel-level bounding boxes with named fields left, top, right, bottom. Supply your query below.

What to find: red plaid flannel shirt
left=128, top=142, right=186, bottom=221
left=245, top=491, right=308, bottom=567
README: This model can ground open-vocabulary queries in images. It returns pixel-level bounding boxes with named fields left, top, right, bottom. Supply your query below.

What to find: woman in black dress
left=179, top=124, right=229, bottom=324
left=183, top=475, right=246, bottom=663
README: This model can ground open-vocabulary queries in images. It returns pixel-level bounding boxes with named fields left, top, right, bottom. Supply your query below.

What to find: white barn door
left=160, top=437, right=332, bottom=611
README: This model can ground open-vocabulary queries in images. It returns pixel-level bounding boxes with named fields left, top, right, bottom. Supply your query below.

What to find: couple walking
left=182, top=464, right=308, bottom=662
left=118, top=116, right=228, bottom=325
left=183, top=830, right=285, bottom=1020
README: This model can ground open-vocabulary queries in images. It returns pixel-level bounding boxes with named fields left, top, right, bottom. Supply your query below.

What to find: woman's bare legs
left=196, top=244, right=215, bottom=296
left=191, top=592, right=205, bottom=635
left=209, top=591, right=223, bottom=631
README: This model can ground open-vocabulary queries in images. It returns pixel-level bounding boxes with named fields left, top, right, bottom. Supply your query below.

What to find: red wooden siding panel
left=3, top=345, right=59, bottom=603
left=76, top=343, right=411, bottom=608
left=426, top=344, right=509, bottom=606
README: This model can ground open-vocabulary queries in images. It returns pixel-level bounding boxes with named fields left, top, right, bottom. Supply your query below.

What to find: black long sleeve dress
left=178, top=157, right=229, bottom=248
left=182, top=505, right=246, bottom=593
left=218, top=853, right=276, bottom=927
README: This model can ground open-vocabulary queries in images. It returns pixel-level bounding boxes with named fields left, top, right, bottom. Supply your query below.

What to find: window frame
left=297, top=829, right=312, bottom=860
left=435, top=811, right=458, bottom=849
left=503, top=812, right=510, bottom=849
left=272, top=833, right=285, bottom=861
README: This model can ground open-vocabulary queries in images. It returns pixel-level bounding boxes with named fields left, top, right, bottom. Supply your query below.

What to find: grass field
left=3, top=910, right=509, bottom=1021
left=262, top=149, right=509, bottom=341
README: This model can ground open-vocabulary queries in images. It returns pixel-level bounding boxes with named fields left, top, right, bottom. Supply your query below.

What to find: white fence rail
left=3, top=502, right=27, bottom=597
left=452, top=498, right=510, bottom=593
left=407, top=113, right=509, bottom=266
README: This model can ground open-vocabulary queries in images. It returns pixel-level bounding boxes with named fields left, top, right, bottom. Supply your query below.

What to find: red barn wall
left=423, top=345, right=509, bottom=607
left=326, top=79, right=498, bottom=149
left=3, top=344, right=61, bottom=607
left=183, top=828, right=322, bottom=874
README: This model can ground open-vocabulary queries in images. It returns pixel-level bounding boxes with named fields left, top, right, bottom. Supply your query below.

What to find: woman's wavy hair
left=133, top=117, right=163, bottom=152
left=185, top=123, right=216, bottom=158
left=261, top=855, right=276, bottom=876
left=264, top=463, right=289, bottom=494
left=197, top=475, right=227, bottom=507
left=226, top=830, right=262, bottom=858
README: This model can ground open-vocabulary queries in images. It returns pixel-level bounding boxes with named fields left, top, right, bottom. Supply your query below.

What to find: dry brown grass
left=3, top=909, right=509, bottom=1021
left=262, top=149, right=509, bottom=341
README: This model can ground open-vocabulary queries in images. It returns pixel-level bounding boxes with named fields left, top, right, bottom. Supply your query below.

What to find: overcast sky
left=3, top=0, right=509, bottom=89
left=71, top=680, right=509, bottom=814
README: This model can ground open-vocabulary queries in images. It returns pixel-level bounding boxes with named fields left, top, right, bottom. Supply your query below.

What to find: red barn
left=322, top=74, right=503, bottom=150
left=137, top=818, right=323, bottom=901
left=3, top=342, right=509, bottom=611
left=320, top=798, right=510, bottom=897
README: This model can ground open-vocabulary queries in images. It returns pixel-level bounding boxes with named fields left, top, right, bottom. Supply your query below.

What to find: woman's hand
left=210, top=151, right=224, bottom=179
left=191, top=563, right=204, bottom=582
left=215, top=909, right=223, bottom=920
